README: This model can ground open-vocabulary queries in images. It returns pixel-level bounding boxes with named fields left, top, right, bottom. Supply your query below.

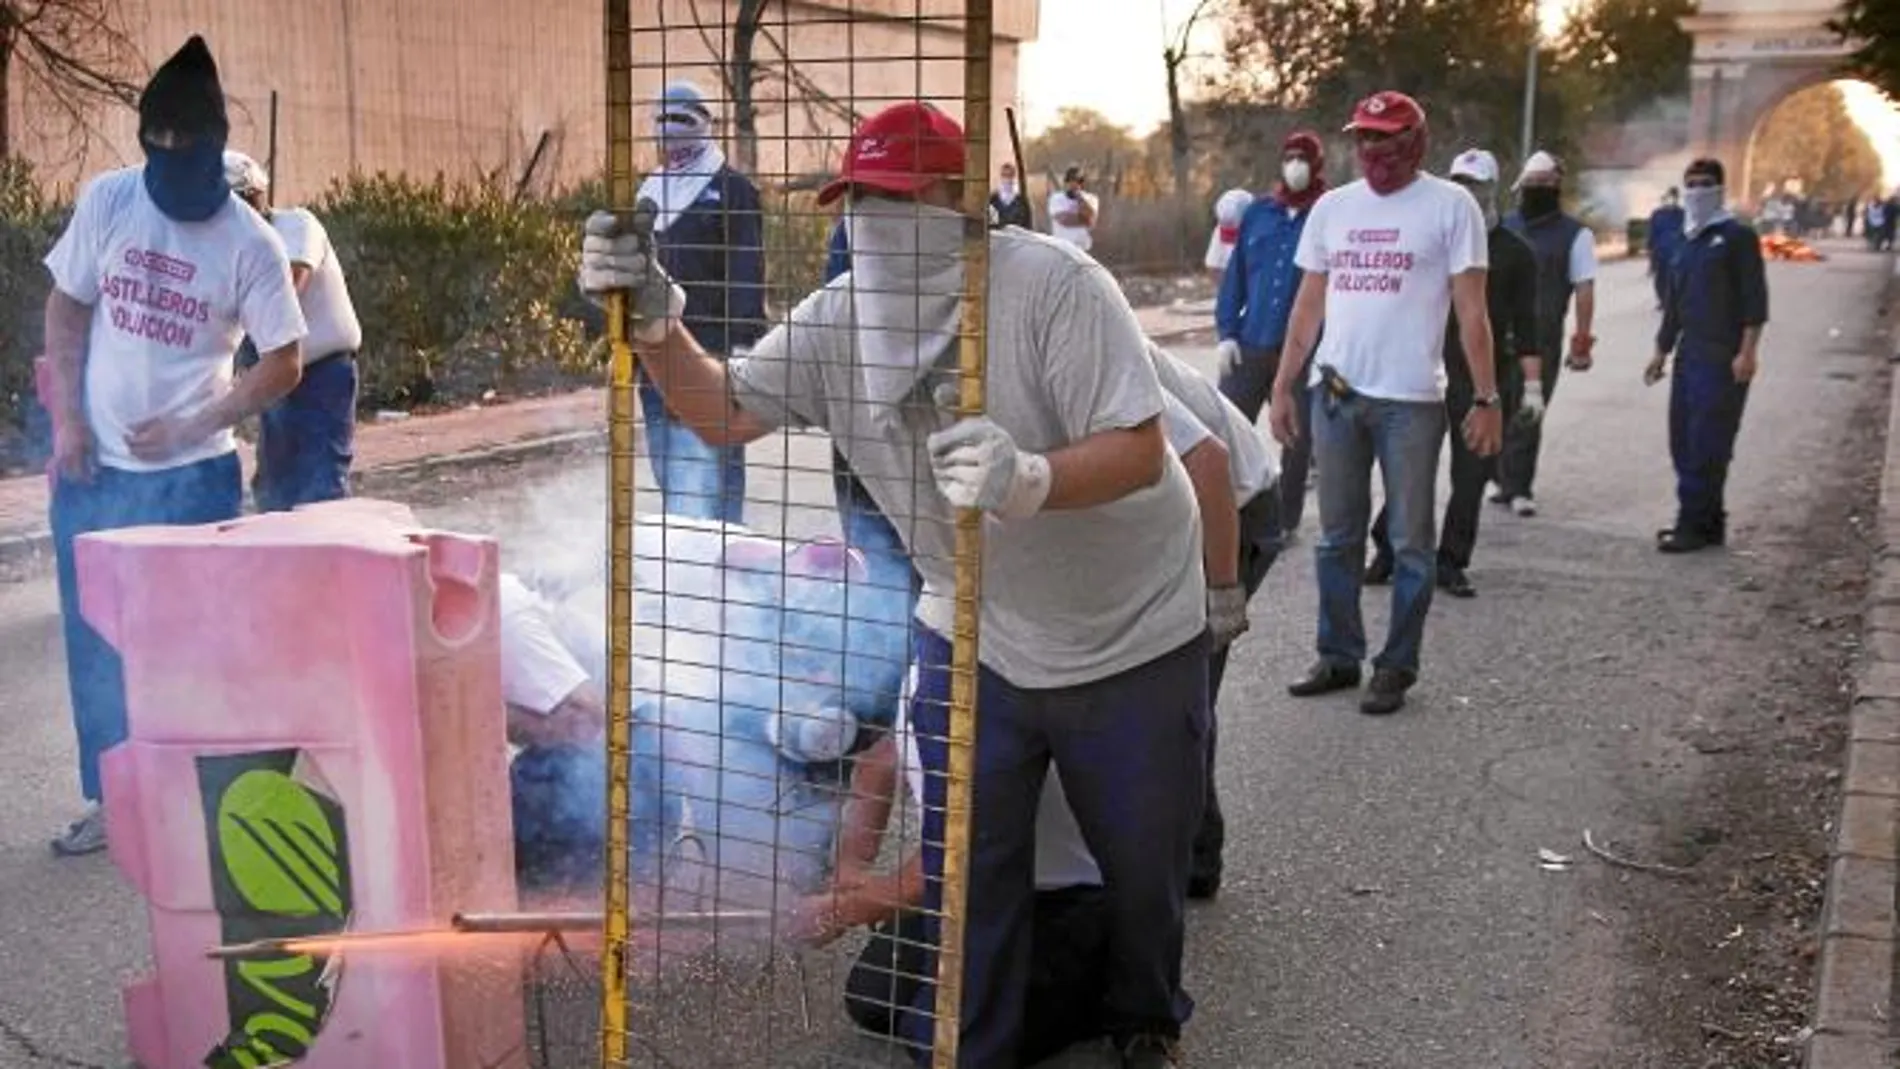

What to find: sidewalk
left=0, top=303, right=1213, bottom=565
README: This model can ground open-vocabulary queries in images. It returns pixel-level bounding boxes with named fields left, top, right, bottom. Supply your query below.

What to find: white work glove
left=926, top=417, right=1052, bottom=519
left=1217, top=338, right=1243, bottom=374
left=1208, top=584, right=1250, bottom=647
left=579, top=205, right=686, bottom=345
left=1518, top=379, right=1547, bottom=425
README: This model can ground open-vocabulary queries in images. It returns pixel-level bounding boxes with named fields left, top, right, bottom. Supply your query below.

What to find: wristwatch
left=1472, top=392, right=1502, bottom=408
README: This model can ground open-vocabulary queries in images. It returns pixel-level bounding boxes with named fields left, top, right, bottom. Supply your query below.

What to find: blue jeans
left=639, top=370, right=745, bottom=523
left=51, top=453, right=243, bottom=801
left=1219, top=346, right=1313, bottom=531
left=1309, top=390, right=1445, bottom=675
left=902, top=629, right=1208, bottom=1066
left=831, top=449, right=922, bottom=601
left=255, top=354, right=358, bottom=512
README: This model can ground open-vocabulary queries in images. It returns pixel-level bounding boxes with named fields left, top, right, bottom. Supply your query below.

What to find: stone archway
left=1681, top=0, right=1856, bottom=208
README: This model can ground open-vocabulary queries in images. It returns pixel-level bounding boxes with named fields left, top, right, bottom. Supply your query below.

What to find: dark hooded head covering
left=139, top=36, right=228, bottom=145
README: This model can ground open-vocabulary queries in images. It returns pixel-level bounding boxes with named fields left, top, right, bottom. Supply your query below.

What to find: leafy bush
left=312, top=172, right=594, bottom=410
left=0, top=158, right=70, bottom=466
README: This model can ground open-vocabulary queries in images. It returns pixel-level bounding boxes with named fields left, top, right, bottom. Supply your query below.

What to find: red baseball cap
left=1344, top=91, right=1426, bottom=135
left=818, top=101, right=967, bottom=206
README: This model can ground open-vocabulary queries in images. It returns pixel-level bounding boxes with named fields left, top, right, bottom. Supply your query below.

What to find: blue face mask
left=142, top=135, right=231, bottom=222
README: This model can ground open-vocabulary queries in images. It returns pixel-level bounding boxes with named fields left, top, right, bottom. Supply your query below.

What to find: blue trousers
left=1669, top=357, right=1750, bottom=537
left=51, top=453, right=243, bottom=801
left=255, top=354, right=358, bottom=512
left=639, top=370, right=745, bottom=524
left=832, top=449, right=922, bottom=600
left=903, top=629, right=1208, bottom=1066
left=1310, top=389, right=1446, bottom=674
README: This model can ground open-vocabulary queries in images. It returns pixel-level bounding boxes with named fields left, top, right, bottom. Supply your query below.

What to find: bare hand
left=1732, top=350, right=1759, bottom=384
left=1462, top=405, right=1503, bottom=457
left=125, top=413, right=207, bottom=464
left=1644, top=352, right=1668, bottom=387
left=1268, top=391, right=1300, bottom=448
left=53, top=419, right=96, bottom=484
left=1567, top=333, right=1595, bottom=372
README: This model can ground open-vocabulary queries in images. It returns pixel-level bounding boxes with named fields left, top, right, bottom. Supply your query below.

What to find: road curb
left=0, top=427, right=605, bottom=576
left=1808, top=254, right=1900, bottom=1069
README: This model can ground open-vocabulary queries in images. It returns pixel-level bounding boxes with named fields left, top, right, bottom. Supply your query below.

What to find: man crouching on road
left=581, top=101, right=1209, bottom=1069
left=1268, top=90, right=1503, bottom=717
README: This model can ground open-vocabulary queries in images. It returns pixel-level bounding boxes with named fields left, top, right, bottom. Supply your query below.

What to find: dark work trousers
left=1669, top=357, right=1751, bottom=538
left=1496, top=334, right=1565, bottom=500
left=254, top=353, right=358, bottom=512
left=1219, top=346, right=1313, bottom=531
left=51, top=453, right=243, bottom=801
left=1370, top=381, right=1509, bottom=571
left=847, top=886, right=1113, bottom=1067
left=1192, top=488, right=1284, bottom=887
left=901, top=628, right=1209, bottom=1067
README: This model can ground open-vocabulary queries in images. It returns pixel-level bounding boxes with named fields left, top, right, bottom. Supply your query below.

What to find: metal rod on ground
left=205, top=910, right=779, bottom=960
left=599, top=1, right=638, bottom=1066
left=933, top=3, right=993, bottom=1067
left=266, top=89, right=279, bottom=210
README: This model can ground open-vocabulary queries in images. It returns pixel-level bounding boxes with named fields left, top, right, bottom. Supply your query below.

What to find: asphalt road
left=0, top=246, right=1886, bottom=1069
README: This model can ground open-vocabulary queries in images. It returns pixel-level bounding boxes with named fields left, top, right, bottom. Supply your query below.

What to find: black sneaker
left=1288, top=661, right=1361, bottom=698
left=1489, top=488, right=1514, bottom=506
left=1437, top=565, right=1476, bottom=598
left=1120, top=1034, right=1182, bottom=1068
left=1187, top=872, right=1221, bottom=900
left=1359, top=667, right=1416, bottom=716
left=1364, top=554, right=1394, bottom=585
left=1657, top=527, right=1712, bottom=554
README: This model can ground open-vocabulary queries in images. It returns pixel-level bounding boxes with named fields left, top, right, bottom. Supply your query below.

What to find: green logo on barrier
left=197, top=752, right=353, bottom=1068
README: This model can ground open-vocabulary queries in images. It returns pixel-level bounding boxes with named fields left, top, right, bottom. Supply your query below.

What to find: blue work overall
left=1656, top=218, right=1769, bottom=539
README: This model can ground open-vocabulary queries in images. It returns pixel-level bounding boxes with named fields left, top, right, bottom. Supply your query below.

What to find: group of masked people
left=39, top=37, right=362, bottom=858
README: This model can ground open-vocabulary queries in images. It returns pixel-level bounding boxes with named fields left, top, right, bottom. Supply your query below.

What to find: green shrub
left=312, top=172, right=593, bottom=410
left=0, top=158, right=71, bottom=441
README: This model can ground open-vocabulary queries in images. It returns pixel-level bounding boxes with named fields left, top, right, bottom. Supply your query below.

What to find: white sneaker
left=1513, top=496, right=1539, bottom=517
left=51, top=804, right=107, bottom=857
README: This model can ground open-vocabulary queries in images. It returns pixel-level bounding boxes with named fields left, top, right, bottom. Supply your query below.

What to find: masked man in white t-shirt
left=225, top=151, right=365, bottom=511
left=1047, top=165, right=1100, bottom=252
left=41, top=36, right=308, bottom=857
left=583, top=100, right=1208, bottom=1069
left=1267, top=90, right=1503, bottom=717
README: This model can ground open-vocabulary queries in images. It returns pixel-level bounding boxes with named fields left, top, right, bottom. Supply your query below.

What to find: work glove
left=1208, top=584, right=1250, bottom=647
left=1217, top=338, right=1243, bottom=375
left=1518, top=379, right=1547, bottom=425
left=926, top=417, right=1052, bottom=519
left=579, top=204, right=685, bottom=345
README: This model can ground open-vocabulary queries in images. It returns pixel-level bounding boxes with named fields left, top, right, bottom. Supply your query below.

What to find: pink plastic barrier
left=82, top=499, right=526, bottom=1069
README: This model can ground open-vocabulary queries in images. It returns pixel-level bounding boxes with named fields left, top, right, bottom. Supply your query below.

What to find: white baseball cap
left=1514, top=150, right=1563, bottom=189
left=223, top=150, right=269, bottom=195
left=1448, top=148, right=1499, bottom=185
left=1214, top=188, right=1254, bottom=226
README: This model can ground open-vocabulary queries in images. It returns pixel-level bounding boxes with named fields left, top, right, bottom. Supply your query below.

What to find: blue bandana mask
left=142, top=135, right=231, bottom=222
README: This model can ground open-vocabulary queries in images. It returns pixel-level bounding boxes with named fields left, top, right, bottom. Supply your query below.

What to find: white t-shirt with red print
left=44, top=167, right=307, bottom=472
left=1294, top=174, right=1488, bottom=402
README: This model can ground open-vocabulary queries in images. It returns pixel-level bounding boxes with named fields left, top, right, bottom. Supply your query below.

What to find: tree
left=1022, top=107, right=1146, bottom=193
left=0, top=0, right=144, bottom=160
left=1831, top=0, right=1900, bottom=101
left=1750, top=83, right=1884, bottom=203
left=1161, top=0, right=1219, bottom=206
left=1550, top=0, right=1693, bottom=132
left=684, top=0, right=858, bottom=177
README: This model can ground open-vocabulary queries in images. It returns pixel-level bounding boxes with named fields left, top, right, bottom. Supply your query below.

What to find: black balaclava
left=138, top=36, right=232, bottom=222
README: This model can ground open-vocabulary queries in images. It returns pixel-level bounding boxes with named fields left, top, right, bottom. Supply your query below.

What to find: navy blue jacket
left=1657, top=218, right=1768, bottom=362
left=1215, top=197, right=1311, bottom=352
left=1648, top=205, right=1686, bottom=275
left=655, top=164, right=767, bottom=355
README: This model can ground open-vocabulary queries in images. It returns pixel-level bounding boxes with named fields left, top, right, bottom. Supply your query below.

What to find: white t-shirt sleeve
left=1569, top=228, right=1598, bottom=283
left=43, top=174, right=115, bottom=304
left=1160, top=390, right=1214, bottom=458
left=1040, top=265, right=1166, bottom=439
left=273, top=209, right=327, bottom=269
left=236, top=229, right=309, bottom=353
left=1447, top=190, right=1489, bottom=275
left=1204, top=229, right=1231, bottom=272
left=498, top=575, right=592, bottom=715
left=728, top=289, right=834, bottom=429
left=1293, top=195, right=1331, bottom=273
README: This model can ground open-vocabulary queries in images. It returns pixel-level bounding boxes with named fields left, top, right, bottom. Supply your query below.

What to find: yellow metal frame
left=598, top=0, right=637, bottom=1064
left=594, top=4, right=993, bottom=1065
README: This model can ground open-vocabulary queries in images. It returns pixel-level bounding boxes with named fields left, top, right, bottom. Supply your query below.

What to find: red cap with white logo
left=1343, top=91, right=1426, bottom=135
left=818, top=101, right=968, bottom=206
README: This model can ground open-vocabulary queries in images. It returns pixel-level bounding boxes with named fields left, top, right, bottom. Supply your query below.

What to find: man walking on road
left=41, top=37, right=307, bottom=856
left=1495, top=150, right=1598, bottom=517
left=1648, top=187, right=1686, bottom=310
left=1267, top=91, right=1503, bottom=716
left=1368, top=148, right=1539, bottom=599
left=989, top=161, right=1033, bottom=230
left=225, top=151, right=364, bottom=511
left=1646, top=157, right=1768, bottom=554
left=1048, top=165, right=1100, bottom=252
left=1217, top=130, right=1326, bottom=536
left=584, top=101, right=1210, bottom=1069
